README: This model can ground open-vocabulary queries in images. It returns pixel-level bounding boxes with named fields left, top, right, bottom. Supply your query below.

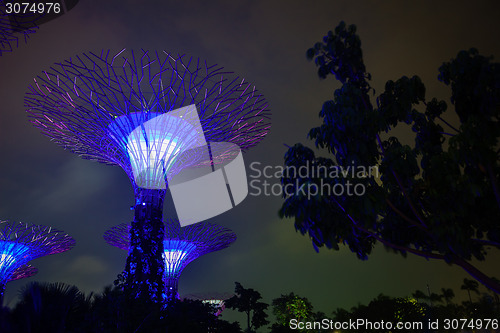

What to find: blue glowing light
left=0, top=241, right=31, bottom=277
left=163, top=240, right=196, bottom=276
left=103, top=220, right=236, bottom=301
left=0, top=221, right=75, bottom=295
left=108, top=109, right=203, bottom=189
left=0, top=253, right=15, bottom=271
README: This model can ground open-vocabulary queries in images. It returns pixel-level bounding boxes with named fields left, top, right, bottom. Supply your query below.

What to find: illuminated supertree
left=0, top=220, right=75, bottom=304
left=104, top=219, right=236, bottom=300
left=25, top=49, right=270, bottom=302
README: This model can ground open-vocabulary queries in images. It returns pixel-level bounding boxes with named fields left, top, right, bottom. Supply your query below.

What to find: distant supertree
left=26, top=49, right=270, bottom=303
left=0, top=220, right=75, bottom=304
left=1, top=0, right=80, bottom=56
left=0, top=0, right=39, bottom=55
left=104, top=219, right=236, bottom=300
left=182, top=292, right=234, bottom=316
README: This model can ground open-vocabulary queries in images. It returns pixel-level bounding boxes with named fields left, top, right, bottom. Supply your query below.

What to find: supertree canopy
left=25, top=49, right=270, bottom=303
left=104, top=219, right=237, bottom=300
left=0, top=220, right=75, bottom=303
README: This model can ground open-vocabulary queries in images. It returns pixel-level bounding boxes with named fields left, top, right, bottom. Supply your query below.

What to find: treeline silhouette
left=1, top=279, right=498, bottom=332
left=0, top=281, right=241, bottom=333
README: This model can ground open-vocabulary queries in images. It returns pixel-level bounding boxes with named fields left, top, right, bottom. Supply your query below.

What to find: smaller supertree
left=0, top=220, right=75, bottom=304
left=104, top=219, right=236, bottom=301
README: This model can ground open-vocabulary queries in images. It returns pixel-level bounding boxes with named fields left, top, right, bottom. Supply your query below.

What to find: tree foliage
left=272, top=292, right=314, bottom=326
left=10, top=282, right=92, bottom=333
left=333, top=291, right=500, bottom=333
left=269, top=292, right=333, bottom=333
left=280, top=21, right=500, bottom=292
left=1, top=282, right=240, bottom=333
left=440, top=288, right=455, bottom=305
left=461, top=278, right=480, bottom=304
left=225, top=282, right=269, bottom=332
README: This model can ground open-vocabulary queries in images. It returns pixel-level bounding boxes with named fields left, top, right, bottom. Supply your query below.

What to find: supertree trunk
left=0, top=284, right=5, bottom=306
left=164, top=277, right=179, bottom=301
left=105, top=219, right=237, bottom=304
left=124, top=188, right=166, bottom=303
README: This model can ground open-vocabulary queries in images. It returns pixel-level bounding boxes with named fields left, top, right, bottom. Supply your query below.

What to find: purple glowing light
left=0, top=220, right=75, bottom=300
left=104, top=219, right=236, bottom=269
left=25, top=50, right=271, bottom=189
left=7, top=264, right=38, bottom=282
left=104, top=219, right=236, bottom=297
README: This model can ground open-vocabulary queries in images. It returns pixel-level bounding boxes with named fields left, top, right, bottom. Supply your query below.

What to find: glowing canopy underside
left=0, top=241, right=30, bottom=278
left=163, top=240, right=197, bottom=277
left=108, top=105, right=207, bottom=189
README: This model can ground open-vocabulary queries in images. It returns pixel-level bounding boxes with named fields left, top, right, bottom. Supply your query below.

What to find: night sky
left=1, top=0, right=500, bottom=327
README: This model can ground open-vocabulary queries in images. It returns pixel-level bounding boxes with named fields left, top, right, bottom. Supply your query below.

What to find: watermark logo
left=248, top=161, right=379, bottom=199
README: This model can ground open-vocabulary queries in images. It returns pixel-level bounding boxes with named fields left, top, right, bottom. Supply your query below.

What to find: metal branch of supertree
left=0, top=0, right=40, bottom=56
left=8, top=264, right=38, bottom=282
left=0, top=220, right=75, bottom=303
left=104, top=219, right=237, bottom=300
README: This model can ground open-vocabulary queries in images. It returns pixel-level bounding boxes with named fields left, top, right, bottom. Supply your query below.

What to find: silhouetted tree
left=214, top=319, right=243, bottom=333
left=333, top=294, right=426, bottom=333
left=0, top=306, right=14, bottom=333
left=440, top=288, right=455, bottom=305
left=461, top=278, right=480, bottom=304
left=225, top=282, right=269, bottom=332
left=89, top=285, right=127, bottom=332
left=332, top=307, right=351, bottom=322
left=428, top=292, right=443, bottom=306
left=279, top=21, right=500, bottom=293
left=161, top=299, right=218, bottom=333
left=411, top=290, right=428, bottom=304
left=11, top=282, right=91, bottom=333
left=332, top=288, right=499, bottom=332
